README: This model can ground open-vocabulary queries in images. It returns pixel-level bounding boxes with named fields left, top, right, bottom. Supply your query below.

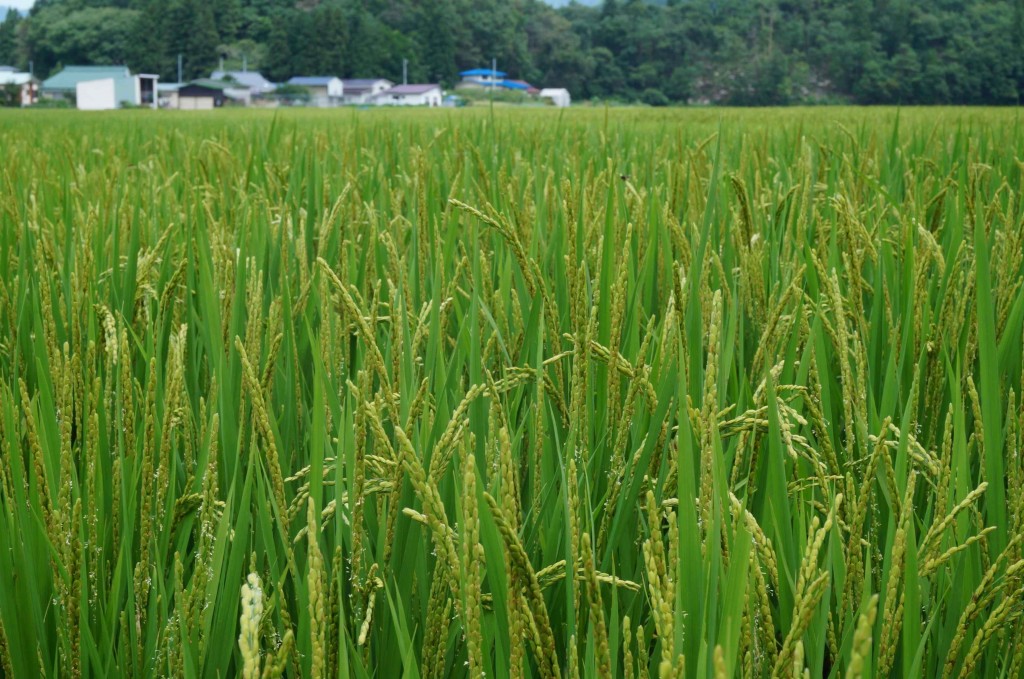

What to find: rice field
left=0, top=107, right=1023, bottom=678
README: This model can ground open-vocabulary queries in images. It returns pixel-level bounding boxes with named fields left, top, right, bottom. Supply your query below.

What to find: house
left=210, top=70, right=276, bottom=97
left=340, top=78, right=393, bottom=105
left=0, top=71, right=38, bottom=106
left=76, top=73, right=159, bottom=110
left=457, top=68, right=506, bottom=89
left=539, top=88, right=571, bottom=108
left=374, top=84, right=443, bottom=107
left=177, top=80, right=237, bottom=109
left=287, top=76, right=343, bottom=107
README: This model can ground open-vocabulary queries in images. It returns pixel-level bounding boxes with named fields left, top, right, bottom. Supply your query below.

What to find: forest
left=1, top=0, right=1022, bottom=106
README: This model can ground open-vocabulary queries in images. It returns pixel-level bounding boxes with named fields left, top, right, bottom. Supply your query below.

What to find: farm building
left=374, top=84, right=443, bottom=107
left=42, top=65, right=128, bottom=98
left=41, top=66, right=158, bottom=109
left=176, top=80, right=236, bottom=109
left=287, top=76, right=344, bottom=107
left=340, top=79, right=394, bottom=105
left=75, top=73, right=159, bottom=110
left=540, top=88, right=571, bottom=108
left=0, top=71, right=39, bottom=106
left=210, top=70, right=276, bottom=97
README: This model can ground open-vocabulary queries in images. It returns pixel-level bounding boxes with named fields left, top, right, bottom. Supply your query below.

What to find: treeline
left=1, top=0, right=1023, bottom=105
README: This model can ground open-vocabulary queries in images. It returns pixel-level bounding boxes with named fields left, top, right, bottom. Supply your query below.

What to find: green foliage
left=0, top=8, right=21, bottom=68
left=0, top=106, right=1023, bottom=678
left=8, top=0, right=1024, bottom=103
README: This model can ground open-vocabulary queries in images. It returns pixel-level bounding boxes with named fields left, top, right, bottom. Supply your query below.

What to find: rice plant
left=0, top=107, right=1022, bottom=678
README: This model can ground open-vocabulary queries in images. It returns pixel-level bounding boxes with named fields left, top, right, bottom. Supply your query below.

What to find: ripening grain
left=0, top=107, right=1022, bottom=678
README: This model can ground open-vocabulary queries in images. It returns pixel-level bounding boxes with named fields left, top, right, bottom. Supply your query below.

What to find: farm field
left=0, top=107, right=1023, bottom=678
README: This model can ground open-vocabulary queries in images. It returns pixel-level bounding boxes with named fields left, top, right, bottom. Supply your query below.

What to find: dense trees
left=0, top=0, right=1021, bottom=105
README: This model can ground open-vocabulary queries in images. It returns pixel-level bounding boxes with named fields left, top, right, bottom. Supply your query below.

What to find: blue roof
left=460, top=68, right=507, bottom=77
left=288, top=76, right=339, bottom=86
left=499, top=80, right=530, bottom=90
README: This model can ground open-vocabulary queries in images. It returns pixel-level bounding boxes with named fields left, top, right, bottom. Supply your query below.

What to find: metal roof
left=341, top=78, right=393, bottom=93
left=210, top=70, right=275, bottom=93
left=288, top=76, right=340, bottom=87
left=384, top=84, right=440, bottom=95
left=42, top=65, right=131, bottom=91
left=0, top=72, right=35, bottom=86
left=460, top=68, right=507, bottom=77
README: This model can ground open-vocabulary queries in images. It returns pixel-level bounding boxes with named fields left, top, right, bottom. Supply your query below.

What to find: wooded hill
left=1, top=0, right=1022, bottom=105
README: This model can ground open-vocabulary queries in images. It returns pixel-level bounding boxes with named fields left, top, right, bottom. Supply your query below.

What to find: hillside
left=0, top=0, right=1022, bottom=105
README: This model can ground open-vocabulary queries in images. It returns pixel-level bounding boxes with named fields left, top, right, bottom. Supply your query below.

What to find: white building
left=75, top=73, right=159, bottom=110
left=208, top=70, right=276, bottom=102
left=374, top=84, right=443, bottom=107
left=0, top=71, right=38, bottom=107
left=340, top=79, right=393, bottom=105
left=539, top=88, right=571, bottom=108
left=286, top=77, right=343, bottom=107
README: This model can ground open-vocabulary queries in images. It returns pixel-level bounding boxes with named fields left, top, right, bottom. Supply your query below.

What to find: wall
left=76, top=78, right=117, bottom=110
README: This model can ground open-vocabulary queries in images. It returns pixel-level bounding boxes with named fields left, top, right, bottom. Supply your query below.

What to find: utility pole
left=490, top=57, right=496, bottom=106
left=177, top=54, right=183, bottom=85
left=403, top=58, right=408, bottom=85
left=242, top=54, right=248, bottom=72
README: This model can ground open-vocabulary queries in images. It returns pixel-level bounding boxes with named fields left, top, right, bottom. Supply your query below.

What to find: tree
left=0, top=9, right=22, bottom=68
left=165, top=0, right=220, bottom=80
left=420, top=0, right=457, bottom=84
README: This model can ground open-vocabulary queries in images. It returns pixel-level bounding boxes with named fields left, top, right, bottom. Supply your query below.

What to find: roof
left=158, top=83, right=182, bottom=92
left=341, top=78, right=393, bottom=93
left=210, top=70, right=275, bottom=93
left=0, top=72, right=35, bottom=86
left=460, top=68, right=507, bottom=77
left=43, top=65, right=131, bottom=91
left=190, top=78, right=236, bottom=91
left=288, top=76, right=340, bottom=87
left=385, top=84, right=441, bottom=95
left=498, top=80, right=530, bottom=91
left=0, top=65, right=17, bottom=72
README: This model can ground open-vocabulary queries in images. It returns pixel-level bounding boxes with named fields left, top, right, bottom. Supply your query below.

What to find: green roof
left=42, top=65, right=131, bottom=92
left=187, top=79, right=235, bottom=91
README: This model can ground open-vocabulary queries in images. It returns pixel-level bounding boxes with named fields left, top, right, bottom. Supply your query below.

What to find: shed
left=75, top=73, right=159, bottom=110
left=177, top=80, right=233, bottom=109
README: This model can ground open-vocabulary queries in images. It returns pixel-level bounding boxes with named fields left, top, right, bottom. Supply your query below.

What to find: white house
left=75, top=73, right=159, bottom=110
left=539, top=88, right=571, bottom=108
left=287, top=76, right=344, bottom=107
left=211, top=70, right=276, bottom=97
left=340, top=78, right=393, bottom=105
left=0, top=71, right=38, bottom=106
left=374, top=84, right=443, bottom=107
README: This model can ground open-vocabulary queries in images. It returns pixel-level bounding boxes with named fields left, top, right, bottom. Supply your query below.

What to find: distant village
left=0, top=63, right=571, bottom=110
